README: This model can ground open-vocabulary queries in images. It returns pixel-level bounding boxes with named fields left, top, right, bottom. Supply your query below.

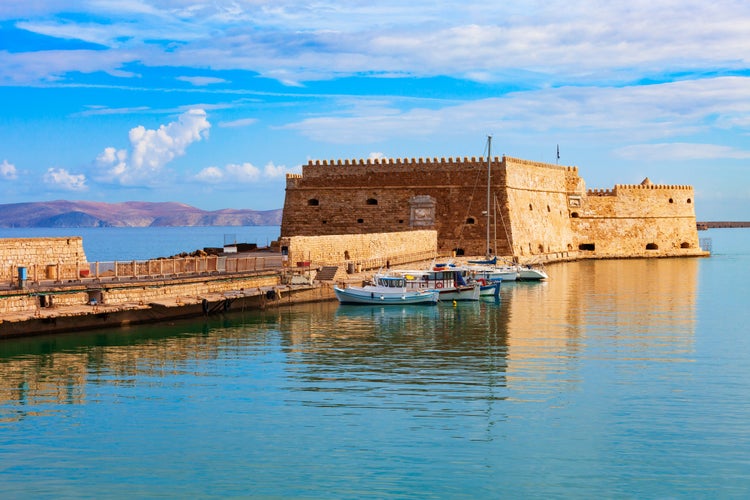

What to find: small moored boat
left=334, top=275, right=439, bottom=305
left=387, top=265, right=483, bottom=301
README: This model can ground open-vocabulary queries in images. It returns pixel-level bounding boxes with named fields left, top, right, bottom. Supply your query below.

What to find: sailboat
left=464, top=136, right=548, bottom=282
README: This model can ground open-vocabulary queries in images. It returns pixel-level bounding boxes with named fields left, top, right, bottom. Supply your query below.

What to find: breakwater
left=0, top=240, right=337, bottom=338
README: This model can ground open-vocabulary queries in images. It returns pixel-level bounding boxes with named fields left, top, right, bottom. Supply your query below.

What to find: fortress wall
left=574, top=185, right=702, bottom=256
left=282, top=158, right=508, bottom=256
left=279, top=230, right=437, bottom=269
left=0, top=237, right=88, bottom=282
left=281, top=155, right=705, bottom=261
left=503, top=159, right=579, bottom=258
left=586, top=184, right=697, bottom=218
left=574, top=215, right=703, bottom=256
left=301, top=156, right=494, bottom=178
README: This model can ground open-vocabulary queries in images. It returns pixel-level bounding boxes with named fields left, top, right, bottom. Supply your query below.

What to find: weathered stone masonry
left=1, top=237, right=88, bottom=282
left=281, top=155, right=706, bottom=261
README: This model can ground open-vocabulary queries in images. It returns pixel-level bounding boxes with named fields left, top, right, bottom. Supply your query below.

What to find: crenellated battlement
left=588, top=188, right=616, bottom=196
left=613, top=183, right=693, bottom=190
left=307, top=156, right=501, bottom=167
left=587, top=184, right=693, bottom=196
left=504, top=156, right=577, bottom=173
left=305, top=155, right=581, bottom=174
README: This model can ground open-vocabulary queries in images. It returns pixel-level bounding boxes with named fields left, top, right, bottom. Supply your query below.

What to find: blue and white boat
left=387, top=265, right=484, bottom=301
left=334, top=275, right=439, bottom=305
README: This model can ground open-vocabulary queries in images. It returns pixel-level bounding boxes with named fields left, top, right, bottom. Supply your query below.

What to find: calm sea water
left=0, top=226, right=281, bottom=261
left=1, top=228, right=749, bottom=498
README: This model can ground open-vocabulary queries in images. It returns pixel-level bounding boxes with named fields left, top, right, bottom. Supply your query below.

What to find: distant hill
left=0, top=201, right=282, bottom=228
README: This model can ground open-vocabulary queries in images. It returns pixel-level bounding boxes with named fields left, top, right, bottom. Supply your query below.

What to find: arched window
left=529, top=203, right=533, bottom=211
left=466, top=217, right=475, bottom=224
left=680, top=242, right=691, bottom=248
left=669, top=198, right=674, bottom=204
left=308, top=198, right=319, bottom=206
left=646, top=243, right=658, bottom=250
left=570, top=212, right=579, bottom=218
left=687, top=198, right=692, bottom=204
left=366, top=198, right=378, bottom=205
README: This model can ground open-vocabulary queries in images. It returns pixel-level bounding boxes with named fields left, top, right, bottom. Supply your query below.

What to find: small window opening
left=308, top=198, right=319, bottom=206
left=646, top=243, right=659, bottom=250
left=366, top=198, right=378, bottom=205
left=570, top=212, right=579, bottom=218
left=669, top=198, right=674, bottom=204
left=357, top=218, right=364, bottom=223
left=680, top=242, right=691, bottom=248
left=453, top=248, right=465, bottom=256
left=687, top=198, right=692, bottom=204
left=579, top=243, right=596, bottom=251
left=466, top=217, right=475, bottom=224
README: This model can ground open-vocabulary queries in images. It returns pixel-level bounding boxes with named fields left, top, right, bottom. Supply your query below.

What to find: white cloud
left=94, top=108, right=211, bottom=185
left=285, top=77, right=750, bottom=145
left=176, top=76, right=228, bottom=86
left=194, top=165, right=224, bottom=183
left=0, top=49, right=137, bottom=84
left=194, top=161, right=297, bottom=184
left=1, top=159, right=18, bottom=180
left=7, top=2, right=750, bottom=86
left=218, top=118, right=258, bottom=128
left=43, top=168, right=87, bottom=191
left=617, top=143, right=750, bottom=161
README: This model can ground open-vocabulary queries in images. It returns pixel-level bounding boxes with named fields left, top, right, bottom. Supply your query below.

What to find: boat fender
left=435, top=282, right=443, bottom=289
left=477, top=278, right=486, bottom=286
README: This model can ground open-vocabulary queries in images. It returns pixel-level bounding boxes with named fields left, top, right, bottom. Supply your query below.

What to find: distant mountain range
left=0, top=201, right=282, bottom=228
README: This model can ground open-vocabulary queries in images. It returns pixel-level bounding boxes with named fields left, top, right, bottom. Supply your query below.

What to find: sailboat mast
left=486, top=135, right=492, bottom=257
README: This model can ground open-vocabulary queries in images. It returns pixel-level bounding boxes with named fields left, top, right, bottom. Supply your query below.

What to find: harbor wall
left=0, top=237, right=88, bottom=282
left=279, top=230, right=438, bottom=275
left=0, top=273, right=280, bottom=319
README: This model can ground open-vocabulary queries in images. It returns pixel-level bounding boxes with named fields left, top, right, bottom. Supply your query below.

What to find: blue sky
left=1, top=1, right=749, bottom=220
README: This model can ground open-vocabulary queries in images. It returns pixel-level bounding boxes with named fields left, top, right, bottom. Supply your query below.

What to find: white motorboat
left=334, top=275, right=439, bottom=305
left=386, top=266, right=482, bottom=301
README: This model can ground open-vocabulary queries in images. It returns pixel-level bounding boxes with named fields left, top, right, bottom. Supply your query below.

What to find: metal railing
left=4, top=254, right=283, bottom=289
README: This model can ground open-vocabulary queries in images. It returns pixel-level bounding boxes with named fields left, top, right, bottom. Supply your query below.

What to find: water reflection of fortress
left=0, top=258, right=697, bottom=420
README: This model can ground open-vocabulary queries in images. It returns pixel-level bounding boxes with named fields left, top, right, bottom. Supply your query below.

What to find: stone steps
left=314, top=266, right=339, bottom=281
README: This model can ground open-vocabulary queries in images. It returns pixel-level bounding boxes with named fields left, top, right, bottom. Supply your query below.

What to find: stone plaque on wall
left=409, top=195, right=436, bottom=227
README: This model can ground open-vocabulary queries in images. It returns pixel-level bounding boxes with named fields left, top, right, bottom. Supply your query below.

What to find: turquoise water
left=1, top=228, right=749, bottom=498
left=0, top=226, right=281, bottom=261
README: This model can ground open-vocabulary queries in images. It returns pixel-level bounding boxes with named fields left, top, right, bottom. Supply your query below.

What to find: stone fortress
left=280, top=153, right=708, bottom=267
